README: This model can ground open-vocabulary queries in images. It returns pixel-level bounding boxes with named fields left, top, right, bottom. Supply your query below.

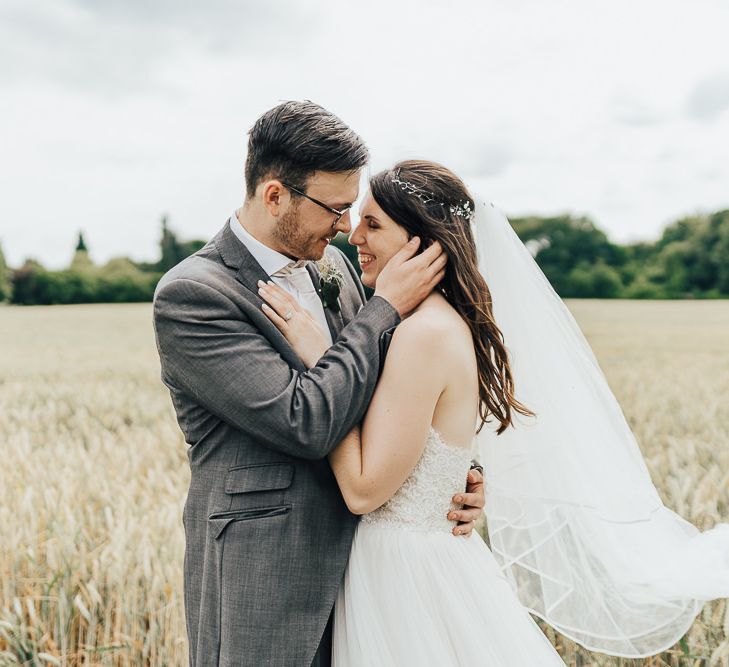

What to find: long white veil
left=473, top=199, right=729, bottom=657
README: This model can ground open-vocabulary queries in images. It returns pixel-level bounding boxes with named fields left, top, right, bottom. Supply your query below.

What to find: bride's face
left=349, top=192, right=410, bottom=288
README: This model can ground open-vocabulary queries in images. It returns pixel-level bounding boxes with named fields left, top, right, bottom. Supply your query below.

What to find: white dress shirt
left=229, top=214, right=334, bottom=347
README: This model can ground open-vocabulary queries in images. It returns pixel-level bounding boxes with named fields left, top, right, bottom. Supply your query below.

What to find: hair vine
left=390, top=169, right=475, bottom=221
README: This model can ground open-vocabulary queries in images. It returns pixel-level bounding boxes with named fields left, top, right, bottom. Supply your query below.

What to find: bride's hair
left=370, top=159, right=533, bottom=434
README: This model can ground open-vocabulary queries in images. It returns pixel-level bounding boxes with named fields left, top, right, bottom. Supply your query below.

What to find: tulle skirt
left=332, top=520, right=566, bottom=666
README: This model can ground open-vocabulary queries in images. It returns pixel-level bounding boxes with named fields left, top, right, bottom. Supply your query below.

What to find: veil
left=472, top=199, right=729, bottom=657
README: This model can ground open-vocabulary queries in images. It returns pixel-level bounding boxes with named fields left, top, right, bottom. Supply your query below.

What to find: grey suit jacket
left=153, top=221, right=400, bottom=666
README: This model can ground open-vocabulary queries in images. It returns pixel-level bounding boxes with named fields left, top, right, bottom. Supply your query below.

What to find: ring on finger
left=284, top=311, right=294, bottom=321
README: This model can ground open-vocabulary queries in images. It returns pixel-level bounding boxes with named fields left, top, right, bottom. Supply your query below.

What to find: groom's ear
left=260, top=179, right=287, bottom=217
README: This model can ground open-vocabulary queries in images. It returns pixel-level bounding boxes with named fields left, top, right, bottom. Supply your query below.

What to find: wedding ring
left=284, top=311, right=294, bottom=321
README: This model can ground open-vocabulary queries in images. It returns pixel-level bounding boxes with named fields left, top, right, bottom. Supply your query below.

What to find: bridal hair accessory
left=449, top=200, right=474, bottom=221
left=391, top=170, right=438, bottom=204
left=391, top=170, right=475, bottom=221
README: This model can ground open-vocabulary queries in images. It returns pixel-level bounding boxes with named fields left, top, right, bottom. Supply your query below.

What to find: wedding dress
left=333, top=196, right=728, bottom=663
left=331, top=426, right=566, bottom=666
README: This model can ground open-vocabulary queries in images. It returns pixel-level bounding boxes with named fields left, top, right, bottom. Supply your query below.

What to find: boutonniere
left=317, top=255, right=344, bottom=314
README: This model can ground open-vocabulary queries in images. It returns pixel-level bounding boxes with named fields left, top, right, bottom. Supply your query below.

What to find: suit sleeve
left=153, top=277, right=400, bottom=460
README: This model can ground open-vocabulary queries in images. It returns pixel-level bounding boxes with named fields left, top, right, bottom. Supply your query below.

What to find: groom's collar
left=213, top=215, right=308, bottom=297
left=228, top=213, right=307, bottom=276
left=213, top=219, right=344, bottom=341
left=212, top=218, right=267, bottom=296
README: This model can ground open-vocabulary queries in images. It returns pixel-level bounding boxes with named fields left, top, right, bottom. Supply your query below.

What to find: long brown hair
left=370, top=159, right=533, bottom=434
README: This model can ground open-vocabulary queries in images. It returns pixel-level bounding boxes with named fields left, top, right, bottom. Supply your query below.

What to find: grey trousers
left=310, top=610, right=333, bottom=667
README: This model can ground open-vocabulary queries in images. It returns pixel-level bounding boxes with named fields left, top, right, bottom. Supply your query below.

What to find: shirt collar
left=228, top=213, right=307, bottom=276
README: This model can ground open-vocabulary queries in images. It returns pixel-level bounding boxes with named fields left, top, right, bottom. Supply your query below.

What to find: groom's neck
left=235, top=204, right=283, bottom=254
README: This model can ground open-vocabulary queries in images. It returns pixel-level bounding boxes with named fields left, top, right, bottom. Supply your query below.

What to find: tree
left=510, top=215, right=626, bottom=297
left=566, top=260, right=623, bottom=298
left=70, top=230, right=94, bottom=272
left=0, top=242, right=11, bottom=302
left=95, top=257, right=160, bottom=302
left=11, top=259, right=44, bottom=305
left=708, top=210, right=729, bottom=295
left=159, top=215, right=183, bottom=272
left=156, top=216, right=207, bottom=272
left=632, top=210, right=729, bottom=298
left=75, top=232, right=88, bottom=252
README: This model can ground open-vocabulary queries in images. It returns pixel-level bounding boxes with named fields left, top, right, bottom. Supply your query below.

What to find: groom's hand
left=448, top=468, right=485, bottom=537
left=375, top=238, right=447, bottom=317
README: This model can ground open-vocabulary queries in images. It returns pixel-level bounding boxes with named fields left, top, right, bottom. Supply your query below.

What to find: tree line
left=508, top=209, right=729, bottom=298
left=1, top=217, right=206, bottom=306
left=1, top=208, right=728, bottom=305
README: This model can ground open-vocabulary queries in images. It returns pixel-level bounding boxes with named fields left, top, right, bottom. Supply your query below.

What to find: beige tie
left=271, top=263, right=333, bottom=346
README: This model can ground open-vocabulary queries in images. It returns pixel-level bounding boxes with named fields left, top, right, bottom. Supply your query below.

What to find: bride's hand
left=258, top=280, right=330, bottom=368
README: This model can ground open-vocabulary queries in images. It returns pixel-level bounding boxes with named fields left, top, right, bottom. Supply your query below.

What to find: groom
left=153, top=101, right=485, bottom=666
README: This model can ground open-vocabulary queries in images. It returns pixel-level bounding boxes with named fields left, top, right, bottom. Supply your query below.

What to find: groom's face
left=273, top=170, right=360, bottom=261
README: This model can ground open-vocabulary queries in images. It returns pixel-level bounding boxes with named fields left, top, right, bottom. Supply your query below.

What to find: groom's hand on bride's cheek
left=448, top=469, right=485, bottom=537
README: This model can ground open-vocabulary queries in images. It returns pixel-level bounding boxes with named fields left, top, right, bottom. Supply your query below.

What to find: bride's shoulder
left=383, top=300, right=470, bottom=388
left=382, top=311, right=451, bottom=385
left=390, top=297, right=463, bottom=353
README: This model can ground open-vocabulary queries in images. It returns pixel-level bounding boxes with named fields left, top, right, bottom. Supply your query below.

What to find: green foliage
left=10, top=258, right=161, bottom=305
left=75, top=231, right=88, bottom=252
left=511, top=210, right=729, bottom=299
left=8, top=217, right=203, bottom=305
left=331, top=233, right=359, bottom=272
left=159, top=216, right=180, bottom=272
left=158, top=215, right=206, bottom=272
left=631, top=210, right=729, bottom=298
left=5, top=209, right=729, bottom=304
left=0, top=241, right=11, bottom=302
left=511, top=215, right=627, bottom=297
left=567, top=260, right=623, bottom=298
left=70, top=250, right=94, bottom=273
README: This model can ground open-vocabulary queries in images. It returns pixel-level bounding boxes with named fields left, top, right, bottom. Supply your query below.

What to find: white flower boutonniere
left=317, top=255, right=344, bottom=313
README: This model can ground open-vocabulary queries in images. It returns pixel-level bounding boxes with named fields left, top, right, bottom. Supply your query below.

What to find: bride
left=260, top=159, right=729, bottom=664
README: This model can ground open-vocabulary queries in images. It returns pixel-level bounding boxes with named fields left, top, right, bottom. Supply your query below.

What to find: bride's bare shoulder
left=389, top=293, right=471, bottom=358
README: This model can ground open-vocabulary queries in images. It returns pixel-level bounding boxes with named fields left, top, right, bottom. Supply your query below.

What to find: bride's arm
left=258, top=282, right=449, bottom=513
left=328, top=318, right=445, bottom=514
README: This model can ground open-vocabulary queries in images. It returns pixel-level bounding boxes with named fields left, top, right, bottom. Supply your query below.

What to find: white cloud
left=686, top=70, right=729, bottom=122
left=1, top=0, right=728, bottom=268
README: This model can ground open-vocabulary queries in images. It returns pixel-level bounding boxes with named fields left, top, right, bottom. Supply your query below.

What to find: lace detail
left=360, top=426, right=473, bottom=533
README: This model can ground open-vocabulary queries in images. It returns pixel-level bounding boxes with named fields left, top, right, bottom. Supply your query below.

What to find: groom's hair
left=244, top=101, right=368, bottom=198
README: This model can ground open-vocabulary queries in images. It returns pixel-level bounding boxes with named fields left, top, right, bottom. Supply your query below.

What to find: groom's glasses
left=280, top=182, right=352, bottom=228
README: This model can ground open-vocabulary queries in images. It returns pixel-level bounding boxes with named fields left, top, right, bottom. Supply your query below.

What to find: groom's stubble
left=272, top=199, right=327, bottom=261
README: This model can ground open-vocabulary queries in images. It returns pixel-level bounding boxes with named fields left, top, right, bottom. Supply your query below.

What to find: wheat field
left=1, top=300, right=728, bottom=666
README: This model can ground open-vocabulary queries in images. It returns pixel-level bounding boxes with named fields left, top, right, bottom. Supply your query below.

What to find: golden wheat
left=0, top=300, right=727, bottom=666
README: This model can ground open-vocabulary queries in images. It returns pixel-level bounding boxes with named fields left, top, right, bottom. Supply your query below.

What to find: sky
left=2, top=0, right=728, bottom=269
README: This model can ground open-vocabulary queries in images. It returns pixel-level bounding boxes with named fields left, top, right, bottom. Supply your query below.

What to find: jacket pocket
left=208, top=505, right=291, bottom=539
left=225, top=462, right=294, bottom=494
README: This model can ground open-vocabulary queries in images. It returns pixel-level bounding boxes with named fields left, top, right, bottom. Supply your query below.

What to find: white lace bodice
left=360, top=426, right=474, bottom=533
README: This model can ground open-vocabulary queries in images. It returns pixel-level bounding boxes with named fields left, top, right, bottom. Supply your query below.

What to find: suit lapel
left=214, top=220, right=345, bottom=349
left=213, top=221, right=306, bottom=371
left=306, top=262, right=343, bottom=341
left=214, top=221, right=269, bottom=292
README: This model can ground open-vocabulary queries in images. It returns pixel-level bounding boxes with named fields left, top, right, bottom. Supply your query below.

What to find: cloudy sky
left=2, top=0, right=728, bottom=268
